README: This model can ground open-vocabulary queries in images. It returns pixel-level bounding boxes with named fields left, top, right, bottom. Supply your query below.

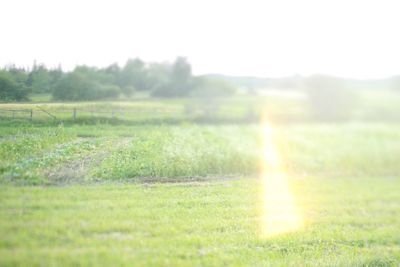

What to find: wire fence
left=0, top=104, right=201, bottom=125
left=0, top=103, right=262, bottom=124
left=0, top=107, right=133, bottom=122
left=0, top=109, right=33, bottom=121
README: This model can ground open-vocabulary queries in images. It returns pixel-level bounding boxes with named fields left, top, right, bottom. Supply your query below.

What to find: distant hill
left=203, top=74, right=271, bottom=89
left=203, top=74, right=396, bottom=90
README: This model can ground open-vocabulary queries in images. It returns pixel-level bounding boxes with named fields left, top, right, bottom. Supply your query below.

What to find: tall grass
left=92, top=126, right=259, bottom=179
left=2, top=122, right=400, bottom=183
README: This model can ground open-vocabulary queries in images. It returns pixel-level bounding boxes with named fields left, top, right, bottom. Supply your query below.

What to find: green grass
left=0, top=177, right=399, bottom=266
left=3, top=88, right=400, bottom=124
left=2, top=123, right=400, bottom=184
left=29, top=93, right=52, bottom=102
left=92, top=125, right=259, bottom=179
left=278, top=123, right=400, bottom=177
left=1, top=94, right=400, bottom=266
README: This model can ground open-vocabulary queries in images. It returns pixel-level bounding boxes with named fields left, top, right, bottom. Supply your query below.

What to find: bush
left=53, top=73, right=95, bottom=100
left=98, top=84, right=121, bottom=99
left=53, top=72, right=121, bottom=101
left=151, top=82, right=191, bottom=98
left=121, top=86, right=135, bottom=97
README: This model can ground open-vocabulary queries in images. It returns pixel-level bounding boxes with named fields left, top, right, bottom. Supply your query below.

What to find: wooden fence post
left=73, top=108, right=77, bottom=120
left=30, top=109, right=33, bottom=121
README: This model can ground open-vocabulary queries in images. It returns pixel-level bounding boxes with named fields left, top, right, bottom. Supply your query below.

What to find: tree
left=0, top=71, right=30, bottom=101
left=171, top=57, right=192, bottom=85
left=53, top=72, right=98, bottom=100
left=119, top=58, right=148, bottom=91
left=48, top=65, right=63, bottom=89
left=151, top=57, right=195, bottom=97
left=8, top=66, right=29, bottom=85
left=104, top=63, right=120, bottom=85
left=146, top=62, right=170, bottom=91
left=27, top=64, right=51, bottom=93
left=53, top=70, right=121, bottom=101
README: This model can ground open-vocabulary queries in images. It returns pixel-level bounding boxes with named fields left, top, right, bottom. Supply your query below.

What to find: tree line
left=0, top=57, right=236, bottom=101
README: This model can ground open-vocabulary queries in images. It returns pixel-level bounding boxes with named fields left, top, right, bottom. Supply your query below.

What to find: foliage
left=0, top=57, right=206, bottom=101
left=151, top=57, right=196, bottom=97
left=53, top=71, right=121, bottom=101
left=119, top=58, right=148, bottom=91
left=0, top=70, right=30, bottom=101
left=27, top=64, right=51, bottom=93
left=121, top=86, right=135, bottom=97
left=146, top=62, right=170, bottom=91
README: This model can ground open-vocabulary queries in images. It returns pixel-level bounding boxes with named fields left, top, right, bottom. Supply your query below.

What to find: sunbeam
left=260, top=115, right=303, bottom=237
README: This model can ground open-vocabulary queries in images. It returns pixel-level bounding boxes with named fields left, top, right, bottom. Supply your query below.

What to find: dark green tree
left=152, top=57, right=194, bottom=97
left=48, top=65, right=63, bottom=89
left=27, top=64, right=51, bottom=93
left=171, top=57, right=192, bottom=85
left=53, top=70, right=121, bottom=101
left=146, top=62, right=170, bottom=91
left=0, top=71, right=30, bottom=101
left=119, top=58, right=148, bottom=92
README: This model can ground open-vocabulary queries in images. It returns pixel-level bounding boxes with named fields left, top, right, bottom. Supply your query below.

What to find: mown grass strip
left=0, top=177, right=399, bottom=266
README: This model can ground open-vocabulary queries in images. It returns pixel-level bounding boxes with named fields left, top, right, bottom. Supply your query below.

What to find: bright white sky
left=1, top=0, right=399, bottom=79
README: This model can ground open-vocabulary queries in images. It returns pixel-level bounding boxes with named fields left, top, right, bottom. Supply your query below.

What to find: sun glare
left=260, top=114, right=303, bottom=237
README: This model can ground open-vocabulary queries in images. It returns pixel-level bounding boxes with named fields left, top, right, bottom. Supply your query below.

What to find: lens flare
left=259, top=115, right=303, bottom=237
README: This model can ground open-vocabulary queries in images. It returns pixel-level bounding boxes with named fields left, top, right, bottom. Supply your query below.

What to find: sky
left=1, top=0, right=400, bottom=79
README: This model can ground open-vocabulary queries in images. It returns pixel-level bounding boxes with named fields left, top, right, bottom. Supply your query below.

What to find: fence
left=0, top=107, right=129, bottom=122
left=0, top=104, right=259, bottom=124
left=0, top=109, right=33, bottom=121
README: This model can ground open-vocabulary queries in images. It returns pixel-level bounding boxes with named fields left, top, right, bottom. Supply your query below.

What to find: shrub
left=53, top=73, right=121, bottom=101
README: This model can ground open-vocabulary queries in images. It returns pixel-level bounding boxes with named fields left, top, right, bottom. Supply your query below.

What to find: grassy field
left=1, top=177, right=399, bottom=266
left=0, top=93, right=400, bottom=266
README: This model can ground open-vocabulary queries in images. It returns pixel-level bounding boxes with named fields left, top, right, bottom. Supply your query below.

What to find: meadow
left=0, top=90, right=400, bottom=266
